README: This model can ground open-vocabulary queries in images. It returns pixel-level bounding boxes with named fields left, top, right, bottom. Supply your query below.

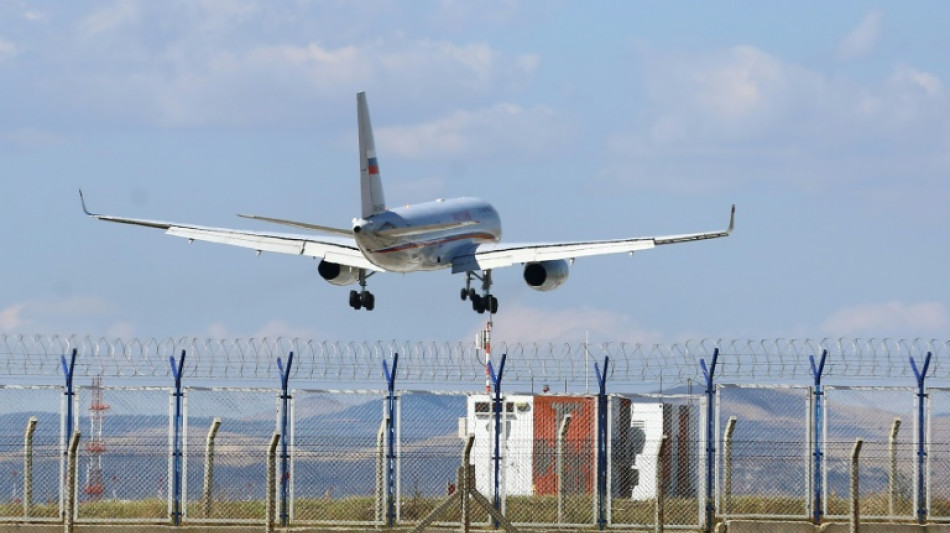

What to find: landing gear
left=462, top=270, right=498, bottom=315
left=349, top=269, right=375, bottom=311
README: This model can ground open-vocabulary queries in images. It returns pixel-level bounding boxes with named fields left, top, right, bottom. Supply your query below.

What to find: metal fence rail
left=1, top=334, right=949, bottom=531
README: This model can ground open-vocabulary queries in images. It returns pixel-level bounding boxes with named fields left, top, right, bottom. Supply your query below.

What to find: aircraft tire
left=361, top=291, right=375, bottom=311
left=471, top=294, right=485, bottom=313
left=460, top=288, right=468, bottom=301
left=349, top=290, right=361, bottom=310
left=488, top=295, right=498, bottom=314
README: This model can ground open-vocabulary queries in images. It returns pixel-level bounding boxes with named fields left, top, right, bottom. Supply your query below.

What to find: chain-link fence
left=2, top=335, right=950, bottom=529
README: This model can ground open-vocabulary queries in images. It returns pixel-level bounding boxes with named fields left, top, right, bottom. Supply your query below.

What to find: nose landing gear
left=460, top=270, right=498, bottom=314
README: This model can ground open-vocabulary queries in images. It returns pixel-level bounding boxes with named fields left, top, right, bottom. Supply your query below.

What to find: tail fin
left=357, top=92, right=386, bottom=218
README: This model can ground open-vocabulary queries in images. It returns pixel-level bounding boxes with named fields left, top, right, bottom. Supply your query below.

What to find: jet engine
left=317, top=260, right=360, bottom=286
left=523, top=260, right=570, bottom=291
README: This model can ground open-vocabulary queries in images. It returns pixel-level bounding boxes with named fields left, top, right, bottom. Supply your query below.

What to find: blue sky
left=2, top=1, right=948, bottom=345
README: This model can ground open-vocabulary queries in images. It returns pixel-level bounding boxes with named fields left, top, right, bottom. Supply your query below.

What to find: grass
left=3, top=493, right=950, bottom=524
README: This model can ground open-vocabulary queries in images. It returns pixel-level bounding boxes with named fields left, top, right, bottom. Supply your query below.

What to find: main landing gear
left=349, top=269, right=375, bottom=311
left=460, top=270, right=498, bottom=314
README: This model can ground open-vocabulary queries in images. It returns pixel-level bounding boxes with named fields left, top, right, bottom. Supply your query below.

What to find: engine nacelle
left=523, top=260, right=570, bottom=292
left=317, top=260, right=360, bottom=286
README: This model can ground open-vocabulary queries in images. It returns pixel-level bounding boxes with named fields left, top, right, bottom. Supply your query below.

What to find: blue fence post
left=60, top=348, right=77, bottom=519
left=911, top=351, right=932, bottom=525
left=700, top=348, right=719, bottom=533
left=61, top=348, right=78, bottom=449
left=809, top=349, right=828, bottom=525
left=488, top=353, right=507, bottom=528
left=594, top=356, right=610, bottom=530
left=276, top=351, right=294, bottom=527
left=382, top=352, right=399, bottom=527
left=169, top=349, right=186, bottom=526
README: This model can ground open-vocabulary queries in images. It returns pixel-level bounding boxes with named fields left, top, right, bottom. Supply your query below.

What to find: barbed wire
left=0, top=334, right=945, bottom=389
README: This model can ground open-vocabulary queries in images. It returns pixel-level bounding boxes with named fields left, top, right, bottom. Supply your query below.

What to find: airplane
left=80, top=91, right=735, bottom=314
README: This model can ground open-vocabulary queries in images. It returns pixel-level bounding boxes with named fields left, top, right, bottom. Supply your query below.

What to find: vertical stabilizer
left=357, top=92, right=386, bottom=218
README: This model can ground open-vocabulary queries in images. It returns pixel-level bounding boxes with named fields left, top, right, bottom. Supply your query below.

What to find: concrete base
left=3, top=521, right=950, bottom=533
left=724, top=519, right=950, bottom=533
left=724, top=520, right=817, bottom=533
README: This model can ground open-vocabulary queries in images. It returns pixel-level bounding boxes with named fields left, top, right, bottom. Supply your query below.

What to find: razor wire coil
left=0, top=334, right=946, bottom=388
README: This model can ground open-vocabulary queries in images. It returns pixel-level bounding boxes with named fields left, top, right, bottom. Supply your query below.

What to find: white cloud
left=204, top=321, right=232, bottom=339
left=106, top=321, right=136, bottom=338
left=1, top=127, right=61, bottom=148
left=0, top=38, right=18, bottom=62
left=78, top=0, right=142, bottom=37
left=59, top=32, right=535, bottom=127
left=431, top=0, right=525, bottom=26
left=474, top=304, right=664, bottom=345
left=202, top=320, right=318, bottom=340
left=638, top=46, right=826, bottom=141
left=23, top=10, right=47, bottom=22
left=837, top=10, right=883, bottom=61
left=379, top=103, right=569, bottom=160
left=0, top=303, right=30, bottom=331
left=605, top=45, right=950, bottom=192
left=0, top=298, right=114, bottom=333
left=821, top=301, right=950, bottom=337
left=253, top=320, right=318, bottom=339
left=889, top=64, right=942, bottom=96
left=691, top=46, right=783, bottom=121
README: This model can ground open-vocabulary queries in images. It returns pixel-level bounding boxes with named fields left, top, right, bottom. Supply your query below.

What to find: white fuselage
left=354, top=197, right=501, bottom=272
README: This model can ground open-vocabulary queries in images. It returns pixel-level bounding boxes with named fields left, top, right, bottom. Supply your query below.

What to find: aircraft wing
left=80, top=191, right=381, bottom=271
left=453, top=205, right=735, bottom=272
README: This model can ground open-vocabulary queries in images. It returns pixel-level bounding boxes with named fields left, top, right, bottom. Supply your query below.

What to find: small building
left=461, top=395, right=698, bottom=501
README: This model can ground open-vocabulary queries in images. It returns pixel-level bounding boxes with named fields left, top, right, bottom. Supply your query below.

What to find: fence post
left=382, top=352, right=399, bottom=527
left=276, top=351, right=294, bottom=526
left=888, top=418, right=901, bottom=518
left=61, top=349, right=78, bottom=442
left=489, top=353, right=508, bottom=527
left=64, top=430, right=80, bottom=533
left=809, top=349, right=828, bottom=525
left=556, top=413, right=573, bottom=524
left=700, top=348, right=719, bottom=533
left=850, top=438, right=864, bottom=533
left=23, top=416, right=37, bottom=517
left=594, top=356, right=610, bottom=530
left=202, top=418, right=221, bottom=518
left=655, top=434, right=669, bottom=533
left=265, top=431, right=281, bottom=533
left=169, top=350, right=186, bottom=526
left=722, top=416, right=737, bottom=516
left=462, top=434, right=475, bottom=532
left=375, top=417, right=387, bottom=524
left=60, top=348, right=77, bottom=520
left=911, top=351, right=931, bottom=525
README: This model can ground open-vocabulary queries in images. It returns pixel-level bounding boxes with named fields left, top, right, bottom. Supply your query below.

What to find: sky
left=2, top=1, right=949, bottom=346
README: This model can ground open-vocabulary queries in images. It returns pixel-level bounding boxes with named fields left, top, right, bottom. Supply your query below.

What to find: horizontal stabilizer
left=237, top=213, right=352, bottom=236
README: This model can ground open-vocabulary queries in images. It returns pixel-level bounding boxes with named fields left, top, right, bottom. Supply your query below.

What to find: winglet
left=78, top=189, right=97, bottom=217
left=727, top=204, right=736, bottom=234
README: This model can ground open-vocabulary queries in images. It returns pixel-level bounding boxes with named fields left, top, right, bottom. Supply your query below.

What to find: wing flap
left=80, top=191, right=381, bottom=271
left=167, top=226, right=306, bottom=255
left=166, top=226, right=381, bottom=270
left=456, top=239, right=656, bottom=272
left=456, top=205, right=734, bottom=272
